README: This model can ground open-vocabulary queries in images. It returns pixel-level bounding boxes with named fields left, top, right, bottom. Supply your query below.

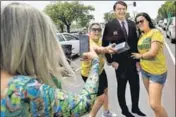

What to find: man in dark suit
left=102, top=1, right=146, bottom=117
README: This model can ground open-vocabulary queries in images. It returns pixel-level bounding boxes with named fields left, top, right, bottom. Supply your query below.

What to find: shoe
left=132, top=108, right=146, bottom=116
left=122, top=111, right=135, bottom=117
left=102, top=111, right=117, bottom=117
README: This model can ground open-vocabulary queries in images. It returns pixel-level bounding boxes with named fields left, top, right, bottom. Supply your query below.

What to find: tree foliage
left=104, top=12, right=116, bottom=22
left=104, top=12, right=131, bottom=22
left=44, top=1, right=95, bottom=32
left=157, top=1, right=176, bottom=20
left=77, top=14, right=94, bottom=28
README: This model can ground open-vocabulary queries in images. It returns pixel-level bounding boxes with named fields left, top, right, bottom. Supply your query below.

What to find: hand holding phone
left=81, top=46, right=98, bottom=61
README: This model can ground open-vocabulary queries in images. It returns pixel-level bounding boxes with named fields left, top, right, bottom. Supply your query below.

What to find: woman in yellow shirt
left=81, top=22, right=117, bottom=117
left=132, top=13, right=168, bottom=117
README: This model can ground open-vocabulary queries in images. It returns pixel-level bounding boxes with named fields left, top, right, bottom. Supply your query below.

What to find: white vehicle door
left=170, top=19, right=175, bottom=39
left=63, top=34, right=80, bottom=55
left=57, top=33, right=70, bottom=44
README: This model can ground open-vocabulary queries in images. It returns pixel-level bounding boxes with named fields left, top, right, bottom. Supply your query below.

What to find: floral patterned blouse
left=1, top=58, right=99, bottom=117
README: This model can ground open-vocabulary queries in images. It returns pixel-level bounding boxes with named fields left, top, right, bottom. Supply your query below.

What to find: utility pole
left=131, top=2, right=137, bottom=20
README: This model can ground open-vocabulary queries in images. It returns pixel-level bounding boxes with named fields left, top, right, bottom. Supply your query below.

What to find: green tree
left=157, top=1, right=176, bottom=20
left=77, top=14, right=94, bottom=28
left=104, top=12, right=131, bottom=22
left=44, top=1, right=94, bottom=33
left=126, top=12, right=131, bottom=19
left=56, top=21, right=65, bottom=33
left=104, top=12, right=116, bottom=22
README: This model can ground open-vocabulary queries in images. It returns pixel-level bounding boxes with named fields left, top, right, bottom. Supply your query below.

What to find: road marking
left=75, top=67, right=81, bottom=72
left=164, top=39, right=175, bottom=65
left=157, top=25, right=175, bottom=65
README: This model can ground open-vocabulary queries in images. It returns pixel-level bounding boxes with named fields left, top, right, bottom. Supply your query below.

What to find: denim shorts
left=141, top=69, right=167, bottom=85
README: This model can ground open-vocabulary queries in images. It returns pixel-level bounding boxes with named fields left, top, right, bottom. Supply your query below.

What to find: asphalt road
left=66, top=27, right=175, bottom=117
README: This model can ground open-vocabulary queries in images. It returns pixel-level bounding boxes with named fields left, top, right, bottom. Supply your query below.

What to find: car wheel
left=171, top=38, right=176, bottom=44
left=166, top=34, right=169, bottom=38
left=169, top=32, right=172, bottom=40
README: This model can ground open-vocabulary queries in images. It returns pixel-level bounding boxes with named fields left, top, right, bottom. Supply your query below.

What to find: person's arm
left=90, top=40, right=105, bottom=54
left=131, top=30, right=164, bottom=59
left=134, top=25, right=140, bottom=62
left=11, top=58, right=100, bottom=116
left=92, top=42, right=116, bottom=54
left=132, top=42, right=161, bottom=59
left=102, top=23, right=114, bottom=63
left=141, top=41, right=161, bottom=59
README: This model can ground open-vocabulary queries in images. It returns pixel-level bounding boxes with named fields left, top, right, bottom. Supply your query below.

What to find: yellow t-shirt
left=81, top=39, right=105, bottom=77
left=138, top=29, right=167, bottom=75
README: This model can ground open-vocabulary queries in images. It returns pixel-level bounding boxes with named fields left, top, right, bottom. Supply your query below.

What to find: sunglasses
left=136, top=19, right=144, bottom=25
left=91, top=28, right=102, bottom=32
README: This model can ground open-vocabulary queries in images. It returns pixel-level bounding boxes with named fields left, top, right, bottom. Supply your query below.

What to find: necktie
left=121, top=21, right=127, bottom=38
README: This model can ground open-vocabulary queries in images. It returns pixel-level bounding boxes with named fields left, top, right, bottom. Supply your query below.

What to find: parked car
left=152, top=20, right=157, bottom=26
left=69, top=32, right=80, bottom=38
left=56, top=33, right=80, bottom=57
left=161, top=18, right=167, bottom=30
left=158, top=20, right=163, bottom=27
left=166, top=17, right=176, bottom=43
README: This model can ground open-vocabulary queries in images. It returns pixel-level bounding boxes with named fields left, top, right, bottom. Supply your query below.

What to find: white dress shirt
left=118, top=19, right=129, bottom=36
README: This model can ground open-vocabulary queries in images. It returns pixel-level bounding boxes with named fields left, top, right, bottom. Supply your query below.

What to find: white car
left=158, top=20, right=163, bottom=27
left=166, top=17, right=176, bottom=43
left=57, top=33, right=80, bottom=57
left=161, top=18, right=167, bottom=31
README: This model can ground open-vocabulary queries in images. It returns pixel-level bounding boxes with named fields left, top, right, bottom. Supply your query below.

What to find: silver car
left=166, top=17, right=176, bottom=43
left=56, top=33, right=80, bottom=57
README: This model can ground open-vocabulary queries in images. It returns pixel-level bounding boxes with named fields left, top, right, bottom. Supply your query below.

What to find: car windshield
left=63, top=34, right=78, bottom=41
left=57, top=34, right=65, bottom=42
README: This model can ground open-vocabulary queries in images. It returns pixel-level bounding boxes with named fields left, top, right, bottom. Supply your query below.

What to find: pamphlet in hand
left=114, top=41, right=130, bottom=54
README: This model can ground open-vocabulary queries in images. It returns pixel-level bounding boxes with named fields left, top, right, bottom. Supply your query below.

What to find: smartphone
left=79, top=34, right=89, bottom=56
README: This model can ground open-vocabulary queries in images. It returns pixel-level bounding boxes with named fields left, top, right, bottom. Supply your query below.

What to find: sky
left=1, top=1, right=165, bottom=22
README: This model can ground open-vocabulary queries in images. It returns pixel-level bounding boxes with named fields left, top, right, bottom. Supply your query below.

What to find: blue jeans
left=141, top=69, right=167, bottom=85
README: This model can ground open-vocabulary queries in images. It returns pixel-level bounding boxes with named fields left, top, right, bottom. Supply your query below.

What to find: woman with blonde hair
left=81, top=22, right=117, bottom=117
left=1, top=2, right=101, bottom=117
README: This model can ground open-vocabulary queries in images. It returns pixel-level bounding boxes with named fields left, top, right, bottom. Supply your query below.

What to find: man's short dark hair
left=113, top=1, right=127, bottom=11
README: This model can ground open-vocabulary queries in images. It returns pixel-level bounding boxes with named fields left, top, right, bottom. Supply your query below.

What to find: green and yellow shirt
left=138, top=29, right=167, bottom=75
left=81, top=39, right=105, bottom=77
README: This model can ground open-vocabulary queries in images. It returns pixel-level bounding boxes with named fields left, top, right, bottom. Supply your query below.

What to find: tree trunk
left=66, top=24, right=71, bottom=33
left=60, top=25, right=64, bottom=33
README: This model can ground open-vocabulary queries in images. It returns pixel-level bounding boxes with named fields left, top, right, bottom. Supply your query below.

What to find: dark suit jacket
left=102, top=19, right=139, bottom=68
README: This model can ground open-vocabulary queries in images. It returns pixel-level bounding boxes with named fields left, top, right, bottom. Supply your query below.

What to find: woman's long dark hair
left=135, top=12, right=156, bottom=37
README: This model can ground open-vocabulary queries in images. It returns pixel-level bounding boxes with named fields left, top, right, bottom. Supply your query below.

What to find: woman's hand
left=103, top=43, right=117, bottom=54
left=111, top=62, right=119, bottom=70
left=81, top=46, right=98, bottom=61
left=136, top=62, right=141, bottom=72
left=131, top=53, right=142, bottom=59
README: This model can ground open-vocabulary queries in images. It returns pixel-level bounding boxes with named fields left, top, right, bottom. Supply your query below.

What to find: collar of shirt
left=117, top=19, right=127, bottom=26
left=117, top=19, right=128, bottom=35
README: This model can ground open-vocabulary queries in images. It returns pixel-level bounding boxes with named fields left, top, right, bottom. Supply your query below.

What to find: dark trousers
left=115, top=65, right=140, bottom=113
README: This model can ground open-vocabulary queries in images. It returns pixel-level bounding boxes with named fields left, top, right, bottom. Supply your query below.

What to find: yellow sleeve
left=151, top=30, right=164, bottom=44
left=90, top=39, right=97, bottom=48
